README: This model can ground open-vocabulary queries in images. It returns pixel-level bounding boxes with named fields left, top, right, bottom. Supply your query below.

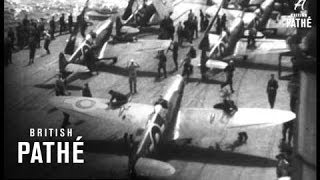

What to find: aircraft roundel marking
left=74, top=99, right=96, bottom=110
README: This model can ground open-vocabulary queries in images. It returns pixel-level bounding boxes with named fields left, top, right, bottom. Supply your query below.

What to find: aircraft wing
left=174, top=107, right=295, bottom=145
left=99, top=39, right=172, bottom=59
left=234, top=38, right=290, bottom=56
left=49, top=96, right=154, bottom=141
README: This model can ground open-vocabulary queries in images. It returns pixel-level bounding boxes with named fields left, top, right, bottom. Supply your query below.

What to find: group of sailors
left=4, top=8, right=89, bottom=67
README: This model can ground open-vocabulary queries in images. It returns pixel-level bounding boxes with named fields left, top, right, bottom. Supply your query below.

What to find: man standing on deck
left=127, top=59, right=140, bottom=94
left=49, top=16, right=56, bottom=40
left=221, top=60, right=235, bottom=93
left=68, top=13, right=73, bottom=34
left=82, top=83, right=92, bottom=97
left=156, top=50, right=167, bottom=79
left=266, top=74, right=279, bottom=108
left=168, top=41, right=179, bottom=71
left=59, top=13, right=66, bottom=35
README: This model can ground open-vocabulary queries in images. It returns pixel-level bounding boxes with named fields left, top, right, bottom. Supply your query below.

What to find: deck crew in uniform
left=108, top=90, right=128, bottom=108
left=82, top=83, right=92, bottom=97
left=156, top=50, right=167, bottom=79
left=127, top=59, right=140, bottom=94
left=221, top=60, right=235, bottom=93
left=266, top=74, right=279, bottom=108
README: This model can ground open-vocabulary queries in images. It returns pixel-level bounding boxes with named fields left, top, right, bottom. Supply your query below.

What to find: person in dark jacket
left=200, top=9, right=204, bottom=31
left=168, top=41, right=179, bottom=71
left=156, top=50, right=167, bottom=78
left=43, top=31, right=51, bottom=54
left=68, top=13, right=73, bottom=34
left=82, top=83, right=92, bottom=97
left=266, top=74, right=279, bottom=108
left=4, top=35, right=14, bottom=66
left=28, top=35, right=37, bottom=65
left=59, top=13, right=66, bottom=35
left=108, top=90, right=128, bottom=108
left=181, top=55, right=193, bottom=81
left=221, top=60, right=235, bottom=93
left=49, top=16, right=56, bottom=40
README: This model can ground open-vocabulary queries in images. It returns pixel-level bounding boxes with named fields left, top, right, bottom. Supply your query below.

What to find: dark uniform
left=216, top=16, right=221, bottom=34
left=59, top=14, right=65, bottom=35
left=247, top=27, right=257, bottom=48
left=68, top=13, right=73, bottom=34
left=266, top=75, right=279, bottom=108
left=221, top=14, right=227, bottom=32
left=43, top=32, right=51, bottom=54
left=203, top=16, right=209, bottom=31
left=82, top=84, right=92, bottom=97
left=28, top=35, right=37, bottom=65
left=200, top=50, right=208, bottom=80
left=169, top=41, right=179, bottom=70
left=49, top=17, right=56, bottom=39
left=83, top=48, right=97, bottom=74
left=157, top=51, right=167, bottom=78
left=16, top=23, right=24, bottom=50
left=4, top=36, right=13, bottom=66
left=200, top=10, right=204, bottom=31
left=177, top=22, right=184, bottom=46
left=182, top=56, right=193, bottom=80
left=221, top=62, right=235, bottom=93
left=109, top=90, right=128, bottom=108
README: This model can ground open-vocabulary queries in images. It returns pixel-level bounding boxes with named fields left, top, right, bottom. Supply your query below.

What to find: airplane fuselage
left=133, top=75, right=185, bottom=166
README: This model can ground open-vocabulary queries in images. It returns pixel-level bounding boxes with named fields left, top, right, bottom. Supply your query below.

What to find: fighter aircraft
left=49, top=74, right=295, bottom=177
left=120, top=0, right=173, bottom=29
left=193, top=0, right=295, bottom=77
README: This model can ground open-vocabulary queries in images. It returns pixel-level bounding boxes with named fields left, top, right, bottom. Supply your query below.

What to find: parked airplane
left=49, top=74, right=295, bottom=177
left=194, top=0, right=294, bottom=76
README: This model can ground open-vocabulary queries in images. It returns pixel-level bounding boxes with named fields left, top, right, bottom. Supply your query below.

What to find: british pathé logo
left=286, top=0, right=312, bottom=28
left=294, top=0, right=307, bottom=11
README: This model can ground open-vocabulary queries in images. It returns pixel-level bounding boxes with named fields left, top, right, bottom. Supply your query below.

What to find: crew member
left=181, top=55, right=193, bottom=81
left=43, top=30, right=51, bottom=54
left=28, top=34, right=37, bottom=65
left=193, top=16, right=198, bottom=39
left=221, top=60, right=235, bottom=93
left=4, top=34, right=14, bottom=66
left=213, top=88, right=238, bottom=115
left=247, top=26, right=257, bottom=48
left=216, top=15, right=221, bottom=34
left=83, top=47, right=98, bottom=75
left=168, top=41, right=179, bottom=71
left=156, top=50, right=167, bottom=78
left=266, top=74, right=279, bottom=108
left=276, top=153, right=290, bottom=178
left=127, top=59, right=140, bottom=94
left=221, top=14, right=227, bottom=31
left=49, top=16, right=55, bottom=40
left=108, top=90, right=128, bottom=108
left=200, top=10, right=204, bottom=31
left=59, top=13, right=66, bottom=35
left=177, top=22, right=184, bottom=46
left=68, top=13, right=73, bottom=34
left=238, top=132, right=248, bottom=143
left=200, top=50, right=208, bottom=80
left=82, top=83, right=92, bottom=97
